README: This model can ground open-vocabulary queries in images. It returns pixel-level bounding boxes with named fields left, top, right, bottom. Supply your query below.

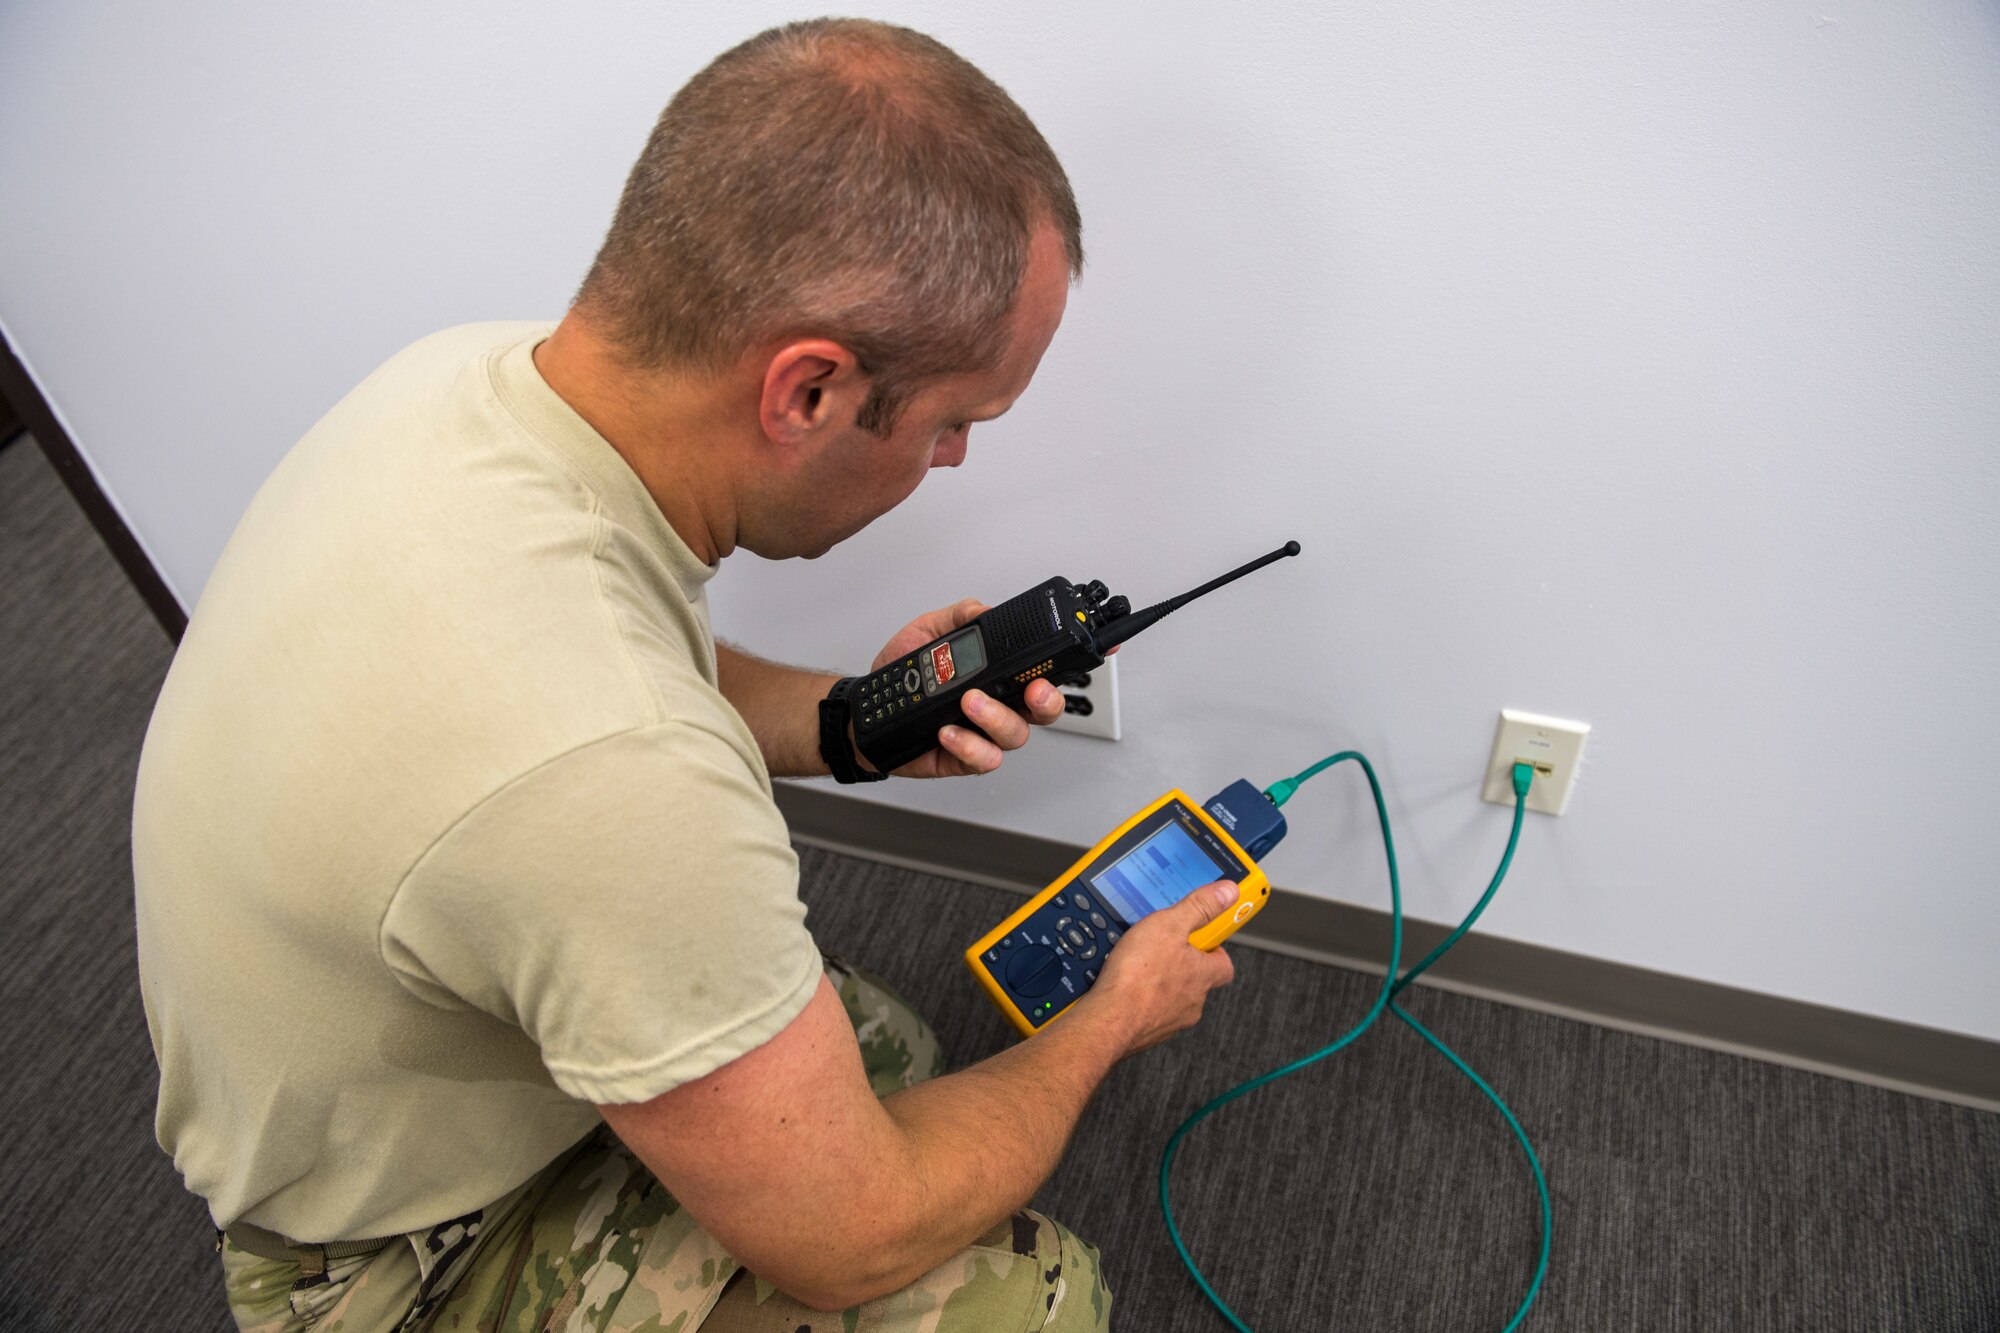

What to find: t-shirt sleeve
left=379, top=722, right=823, bottom=1105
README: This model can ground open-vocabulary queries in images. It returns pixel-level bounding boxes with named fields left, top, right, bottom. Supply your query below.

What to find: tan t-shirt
left=132, top=322, right=822, bottom=1241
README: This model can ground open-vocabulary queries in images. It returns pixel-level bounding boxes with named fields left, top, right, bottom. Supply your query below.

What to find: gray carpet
left=3, top=433, right=1996, bottom=1331
left=798, top=848, right=2000, bottom=1331
left=0, top=437, right=222, bottom=1329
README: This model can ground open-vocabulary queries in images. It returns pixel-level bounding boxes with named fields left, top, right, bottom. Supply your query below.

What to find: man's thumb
left=1184, top=880, right=1239, bottom=922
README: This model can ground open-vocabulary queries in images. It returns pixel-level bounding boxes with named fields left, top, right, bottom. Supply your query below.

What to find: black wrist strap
left=819, top=678, right=886, bottom=784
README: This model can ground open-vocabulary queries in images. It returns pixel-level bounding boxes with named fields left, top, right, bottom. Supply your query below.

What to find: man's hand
left=865, top=599, right=1067, bottom=779
left=1071, top=880, right=1239, bottom=1056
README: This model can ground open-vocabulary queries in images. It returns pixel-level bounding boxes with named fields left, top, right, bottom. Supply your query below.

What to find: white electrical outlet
left=1482, top=709, right=1589, bottom=816
left=1047, top=655, right=1122, bottom=741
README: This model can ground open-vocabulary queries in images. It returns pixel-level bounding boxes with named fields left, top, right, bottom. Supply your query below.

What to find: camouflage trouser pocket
left=697, top=1207, right=1112, bottom=1333
left=821, top=951, right=949, bottom=1096
left=219, top=1198, right=504, bottom=1333
left=220, top=1237, right=400, bottom=1333
left=437, top=1124, right=737, bottom=1332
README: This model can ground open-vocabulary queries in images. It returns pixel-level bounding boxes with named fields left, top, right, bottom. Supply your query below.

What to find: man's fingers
left=1179, top=883, right=1241, bottom=980
left=937, top=598, right=986, bottom=633
left=936, top=724, right=1003, bottom=773
left=872, top=600, right=990, bottom=672
left=958, top=689, right=1032, bottom=751
left=1022, top=679, right=1066, bottom=725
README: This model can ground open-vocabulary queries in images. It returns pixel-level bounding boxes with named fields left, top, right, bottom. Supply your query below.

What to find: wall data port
left=1482, top=709, right=1590, bottom=816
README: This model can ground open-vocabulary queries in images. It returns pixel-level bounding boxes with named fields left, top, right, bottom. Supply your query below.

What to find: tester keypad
left=979, top=889, right=1128, bottom=1025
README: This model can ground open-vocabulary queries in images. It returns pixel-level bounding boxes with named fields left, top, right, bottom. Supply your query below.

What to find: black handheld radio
left=848, top=541, right=1302, bottom=775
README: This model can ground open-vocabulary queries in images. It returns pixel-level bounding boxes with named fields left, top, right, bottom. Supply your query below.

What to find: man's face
left=777, top=223, right=1072, bottom=558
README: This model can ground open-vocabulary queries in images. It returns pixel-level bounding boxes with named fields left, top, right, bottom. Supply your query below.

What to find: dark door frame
left=0, top=329, right=187, bottom=642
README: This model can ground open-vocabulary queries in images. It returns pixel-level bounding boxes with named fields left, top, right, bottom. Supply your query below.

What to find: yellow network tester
left=965, top=784, right=1282, bottom=1035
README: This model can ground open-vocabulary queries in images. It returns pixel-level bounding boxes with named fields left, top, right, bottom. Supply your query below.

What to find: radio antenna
left=1093, top=540, right=1301, bottom=652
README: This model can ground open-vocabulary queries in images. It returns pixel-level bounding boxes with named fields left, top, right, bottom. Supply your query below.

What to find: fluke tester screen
left=1088, top=821, right=1226, bottom=923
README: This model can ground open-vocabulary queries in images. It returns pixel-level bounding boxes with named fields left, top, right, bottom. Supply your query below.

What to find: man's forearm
left=853, top=997, right=1135, bottom=1303
left=714, top=641, right=842, bottom=777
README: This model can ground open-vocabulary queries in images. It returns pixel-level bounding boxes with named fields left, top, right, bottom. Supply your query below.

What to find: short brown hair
left=574, top=18, right=1084, bottom=433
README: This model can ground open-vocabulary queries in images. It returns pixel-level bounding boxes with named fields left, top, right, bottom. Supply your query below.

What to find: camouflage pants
left=220, top=955, right=1111, bottom=1333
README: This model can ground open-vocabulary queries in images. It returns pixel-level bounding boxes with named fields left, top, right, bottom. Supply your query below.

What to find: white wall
left=4, top=2, right=1997, bottom=1041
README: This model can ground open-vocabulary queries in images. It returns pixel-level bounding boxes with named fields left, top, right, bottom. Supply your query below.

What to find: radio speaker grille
left=984, top=589, right=1060, bottom=657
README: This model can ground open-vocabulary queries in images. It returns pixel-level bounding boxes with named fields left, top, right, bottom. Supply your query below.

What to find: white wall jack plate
left=1047, top=654, right=1122, bottom=741
left=1483, top=709, right=1590, bottom=816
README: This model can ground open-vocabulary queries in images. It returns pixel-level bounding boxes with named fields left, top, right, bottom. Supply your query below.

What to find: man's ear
left=758, top=339, right=865, bottom=446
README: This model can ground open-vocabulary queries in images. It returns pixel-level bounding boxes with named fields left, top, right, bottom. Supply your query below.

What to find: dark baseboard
left=773, top=781, right=2000, bottom=1113
left=0, top=329, right=186, bottom=642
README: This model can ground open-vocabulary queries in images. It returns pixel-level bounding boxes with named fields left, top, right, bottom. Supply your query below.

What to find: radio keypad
left=857, top=656, right=923, bottom=731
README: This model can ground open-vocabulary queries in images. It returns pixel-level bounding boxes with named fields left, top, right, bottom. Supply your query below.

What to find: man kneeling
left=134, top=19, right=1237, bottom=1331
